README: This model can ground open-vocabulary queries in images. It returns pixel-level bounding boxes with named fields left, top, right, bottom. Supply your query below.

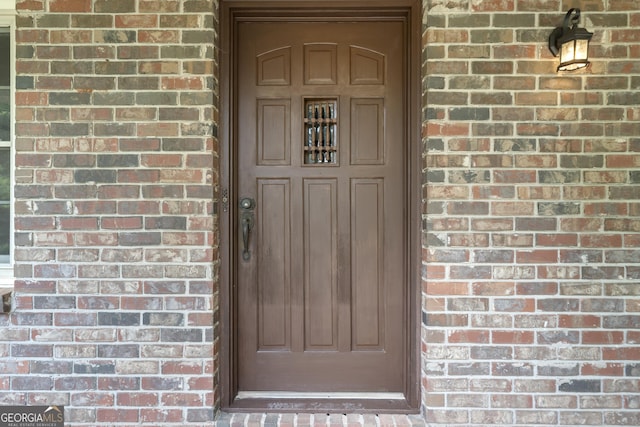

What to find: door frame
left=219, top=0, right=422, bottom=412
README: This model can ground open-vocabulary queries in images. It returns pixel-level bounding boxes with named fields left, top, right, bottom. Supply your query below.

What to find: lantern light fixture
left=548, top=8, right=593, bottom=72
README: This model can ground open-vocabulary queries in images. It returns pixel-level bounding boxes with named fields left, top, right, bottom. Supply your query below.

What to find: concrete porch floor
left=214, top=413, right=427, bottom=426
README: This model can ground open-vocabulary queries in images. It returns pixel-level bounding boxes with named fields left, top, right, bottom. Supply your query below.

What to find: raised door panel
left=304, top=43, right=337, bottom=85
left=351, top=179, right=385, bottom=350
left=257, top=179, right=292, bottom=350
left=350, top=46, right=384, bottom=85
left=257, top=47, right=291, bottom=86
left=351, top=98, right=385, bottom=165
left=257, top=98, right=291, bottom=165
left=303, top=178, right=338, bottom=350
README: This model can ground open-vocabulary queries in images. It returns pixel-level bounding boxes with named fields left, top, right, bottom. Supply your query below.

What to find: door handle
left=239, top=197, right=255, bottom=261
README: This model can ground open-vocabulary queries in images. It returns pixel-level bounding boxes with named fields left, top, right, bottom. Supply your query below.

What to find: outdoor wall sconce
left=548, top=8, right=593, bottom=71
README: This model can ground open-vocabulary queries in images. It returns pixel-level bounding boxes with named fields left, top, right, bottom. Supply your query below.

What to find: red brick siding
left=2, top=0, right=639, bottom=425
left=8, top=0, right=218, bottom=425
left=423, top=0, right=640, bottom=425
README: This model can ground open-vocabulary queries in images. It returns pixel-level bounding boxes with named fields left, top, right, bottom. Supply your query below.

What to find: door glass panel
left=304, top=99, right=337, bottom=165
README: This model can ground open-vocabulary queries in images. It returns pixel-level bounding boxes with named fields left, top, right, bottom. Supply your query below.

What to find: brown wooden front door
left=229, top=14, right=414, bottom=410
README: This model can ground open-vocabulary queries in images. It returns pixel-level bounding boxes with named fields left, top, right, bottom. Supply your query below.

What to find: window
left=0, top=6, right=14, bottom=301
left=303, top=99, right=338, bottom=165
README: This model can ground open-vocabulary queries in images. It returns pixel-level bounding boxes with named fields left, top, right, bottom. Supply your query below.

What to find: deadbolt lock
left=240, top=197, right=255, bottom=210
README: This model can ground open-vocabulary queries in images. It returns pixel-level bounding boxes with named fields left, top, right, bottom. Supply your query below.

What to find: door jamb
left=219, top=0, right=423, bottom=412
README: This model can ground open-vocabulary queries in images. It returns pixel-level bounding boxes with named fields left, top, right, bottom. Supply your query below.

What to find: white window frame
left=0, top=1, right=15, bottom=296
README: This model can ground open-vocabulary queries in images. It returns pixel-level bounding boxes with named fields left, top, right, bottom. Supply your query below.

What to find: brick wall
left=422, top=0, right=640, bottom=425
left=6, top=0, right=218, bottom=425
left=2, top=0, right=639, bottom=425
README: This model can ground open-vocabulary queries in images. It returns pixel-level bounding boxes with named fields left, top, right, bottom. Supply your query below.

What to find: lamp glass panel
left=560, top=40, right=576, bottom=64
left=575, top=39, right=589, bottom=61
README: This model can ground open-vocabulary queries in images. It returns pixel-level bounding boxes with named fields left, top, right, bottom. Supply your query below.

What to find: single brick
left=559, top=379, right=601, bottom=393
left=97, top=312, right=140, bottom=326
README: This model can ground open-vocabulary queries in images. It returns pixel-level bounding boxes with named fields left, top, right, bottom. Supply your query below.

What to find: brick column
left=10, top=0, right=219, bottom=424
left=421, top=0, right=640, bottom=424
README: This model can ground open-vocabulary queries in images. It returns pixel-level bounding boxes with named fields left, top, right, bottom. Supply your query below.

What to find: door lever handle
left=242, top=215, right=253, bottom=261
left=239, top=197, right=255, bottom=261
